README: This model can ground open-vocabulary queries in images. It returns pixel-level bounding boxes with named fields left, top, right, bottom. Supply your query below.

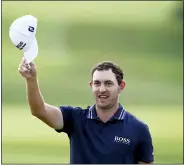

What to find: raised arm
left=18, top=57, right=63, bottom=130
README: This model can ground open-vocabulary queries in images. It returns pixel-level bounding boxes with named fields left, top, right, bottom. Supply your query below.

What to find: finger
left=24, top=62, right=31, bottom=70
left=29, top=61, right=35, bottom=67
left=27, top=64, right=31, bottom=70
left=20, top=65, right=29, bottom=72
left=18, top=67, right=24, bottom=74
left=24, top=59, right=29, bottom=65
left=19, top=63, right=29, bottom=70
left=21, top=56, right=31, bottom=66
left=21, top=57, right=30, bottom=66
left=18, top=67, right=25, bottom=74
left=21, top=56, right=27, bottom=63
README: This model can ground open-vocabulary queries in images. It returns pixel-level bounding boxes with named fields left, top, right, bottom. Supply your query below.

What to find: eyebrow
left=93, top=80, right=100, bottom=83
left=93, top=80, right=114, bottom=83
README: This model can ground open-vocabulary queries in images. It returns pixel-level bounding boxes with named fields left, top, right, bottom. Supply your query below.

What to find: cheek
left=92, top=87, right=98, bottom=94
left=110, top=88, right=119, bottom=95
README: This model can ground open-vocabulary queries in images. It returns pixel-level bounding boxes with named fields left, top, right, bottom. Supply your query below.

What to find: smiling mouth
left=98, top=95, right=109, bottom=99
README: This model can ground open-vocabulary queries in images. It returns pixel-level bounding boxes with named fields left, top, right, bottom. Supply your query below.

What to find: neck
left=95, top=102, right=119, bottom=122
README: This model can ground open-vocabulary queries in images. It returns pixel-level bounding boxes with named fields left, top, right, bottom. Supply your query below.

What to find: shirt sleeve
left=55, top=106, right=76, bottom=135
left=137, top=124, right=154, bottom=163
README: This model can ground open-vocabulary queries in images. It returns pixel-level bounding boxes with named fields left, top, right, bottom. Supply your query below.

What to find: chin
left=96, top=102, right=111, bottom=110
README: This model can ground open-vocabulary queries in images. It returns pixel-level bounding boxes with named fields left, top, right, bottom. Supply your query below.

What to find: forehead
left=93, top=69, right=117, bottom=82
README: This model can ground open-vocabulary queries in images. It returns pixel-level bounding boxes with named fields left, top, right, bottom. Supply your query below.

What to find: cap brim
left=24, top=38, right=38, bottom=63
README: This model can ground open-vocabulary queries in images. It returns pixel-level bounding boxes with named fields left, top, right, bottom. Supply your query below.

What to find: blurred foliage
left=172, top=1, right=183, bottom=21
left=2, top=1, right=183, bottom=106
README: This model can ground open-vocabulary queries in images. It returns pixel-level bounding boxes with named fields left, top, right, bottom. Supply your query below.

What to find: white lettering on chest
left=114, top=136, right=131, bottom=145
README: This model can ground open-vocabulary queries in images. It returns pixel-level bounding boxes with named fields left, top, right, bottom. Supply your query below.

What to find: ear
left=89, top=81, right=92, bottom=88
left=119, top=81, right=126, bottom=91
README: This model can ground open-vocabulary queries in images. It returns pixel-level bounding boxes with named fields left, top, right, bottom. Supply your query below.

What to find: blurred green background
left=2, top=1, right=183, bottom=164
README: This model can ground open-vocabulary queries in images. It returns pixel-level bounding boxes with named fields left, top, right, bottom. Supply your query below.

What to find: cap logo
left=16, top=41, right=26, bottom=50
left=28, top=26, right=34, bottom=32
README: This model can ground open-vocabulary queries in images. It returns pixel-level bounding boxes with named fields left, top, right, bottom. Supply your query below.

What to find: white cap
left=9, top=15, right=38, bottom=63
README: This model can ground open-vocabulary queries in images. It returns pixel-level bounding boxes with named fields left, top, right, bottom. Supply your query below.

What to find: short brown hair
left=91, top=61, right=124, bottom=85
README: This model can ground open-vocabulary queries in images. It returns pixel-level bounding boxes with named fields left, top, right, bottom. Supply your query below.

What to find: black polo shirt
left=56, top=104, right=154, bottom=164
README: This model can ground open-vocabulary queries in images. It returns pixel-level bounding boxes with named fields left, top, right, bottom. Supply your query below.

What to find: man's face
left=90, top=69, right=124, bottom=110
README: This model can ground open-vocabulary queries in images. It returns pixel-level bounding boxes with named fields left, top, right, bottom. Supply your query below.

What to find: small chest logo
left=114, top=136, right=130, bottom=145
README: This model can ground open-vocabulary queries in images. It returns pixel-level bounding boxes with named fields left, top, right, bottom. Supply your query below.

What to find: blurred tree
left=172, top=1, right=183, bottom=22
left=162, top=1, right=183, bottom=47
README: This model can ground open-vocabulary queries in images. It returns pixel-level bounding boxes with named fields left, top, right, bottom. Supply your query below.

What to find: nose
left=99, top=85, right=106, bottom=92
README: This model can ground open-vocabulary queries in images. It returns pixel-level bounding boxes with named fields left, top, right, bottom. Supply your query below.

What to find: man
left=18, top=58, right=154, bottom=164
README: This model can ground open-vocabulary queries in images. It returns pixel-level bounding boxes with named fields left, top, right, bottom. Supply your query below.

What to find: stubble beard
left=96, top=97, right=118, bottom=111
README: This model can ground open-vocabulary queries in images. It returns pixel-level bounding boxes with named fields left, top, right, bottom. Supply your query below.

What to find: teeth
left=99, top=96, right=108, bottom=99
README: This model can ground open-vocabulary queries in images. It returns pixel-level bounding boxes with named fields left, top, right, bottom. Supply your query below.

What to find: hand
left=18, top=57, right=37, bottom=80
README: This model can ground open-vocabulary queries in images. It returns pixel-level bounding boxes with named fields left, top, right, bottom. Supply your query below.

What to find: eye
left=94, top=81, right=100, bottom=85
left=105, top=81, right=113, bottom=86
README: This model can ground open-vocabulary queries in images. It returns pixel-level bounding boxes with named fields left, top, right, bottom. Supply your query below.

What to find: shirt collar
left=87, top=103, right=126, bottom=121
